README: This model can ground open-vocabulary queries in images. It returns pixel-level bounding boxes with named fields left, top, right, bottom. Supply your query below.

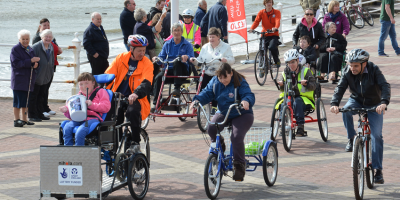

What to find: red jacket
left=250, top=8, right=281, bottom=37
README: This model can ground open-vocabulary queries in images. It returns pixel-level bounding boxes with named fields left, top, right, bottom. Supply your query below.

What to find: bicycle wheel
left=178, top=89, right=190, bottom=121
left=365, top=137, right=374, bottom=189
left=127, top=154, right=149, bottom=200
left=204, top=154, right=222, bottom=199
left=281, top=106, right=293, bottom=152
left=269, top=51, right=279, bottom=85
left=270, top=98, right=281, bottom=141
left=141, top=116, right=149, bottom=129
left=140, top=129, right=150, bottom=164
left=347, top=9, right=364, bottom=29
left=197, top=103, right=211, bottom=132
left=254, top=50, right=267, bottom=86
left=262, top=143, right=278, bottom=186
left=316, top=98, right=328, bottom=142
left=360, top=7, right=374, bottom=26
left=352, top=138, right=364, bottom=200
left=115, top=153, right=128, bottom=182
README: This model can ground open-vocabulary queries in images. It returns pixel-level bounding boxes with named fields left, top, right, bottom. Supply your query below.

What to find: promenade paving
left=1, top=18, right=400, bottom=200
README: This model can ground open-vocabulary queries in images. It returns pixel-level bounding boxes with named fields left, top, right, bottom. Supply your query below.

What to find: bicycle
left=340, top=0, right=374, bottom=29
left=318, top=1, right=330, bottom=23
left=339, top=107, right=378, bottom=200
left=196, top=102, right=278, bottom=199
left=251, top=30, right=281, bottom=88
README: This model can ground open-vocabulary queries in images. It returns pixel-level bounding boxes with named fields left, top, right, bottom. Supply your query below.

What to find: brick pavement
left=1, top=18, right=400, bottom=200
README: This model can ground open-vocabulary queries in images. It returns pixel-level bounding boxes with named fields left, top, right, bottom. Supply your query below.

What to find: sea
left=0, top=0, right=311, bottom=99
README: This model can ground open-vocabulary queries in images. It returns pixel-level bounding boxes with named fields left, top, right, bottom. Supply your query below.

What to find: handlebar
left=191, top=57, right=221, bottom=64
left=195, top=102, right=243, bottom=126
left=250, top=29, right=276, bottom=35
left=154, top=56, right=182, bottom=64
left=338, top=107, right=377, bottom=113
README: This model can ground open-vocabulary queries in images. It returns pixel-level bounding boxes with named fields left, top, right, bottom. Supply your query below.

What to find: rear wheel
left=141, top=116, right=149, bottom=129
left=281, top=106, right=293, bottom=152
left=254, top=50, right=267, bottom=86
left=269, top=51, right=279, bottom=86
left=348, top=9, right=365, bottom=29
left=140, top=129, right=150, bottom=164
left=365, top=137, right=374, bottom=189
left=127, top=154, right=149, bottom=200
left=197, top=103, right=211, bottom=132
left=178, top=89, right=189, bottom=121
left=316, top=98, right=328, bottom=142
left=263, top=143, right=278, bottom=186
left=352, top=138, right=364, bottom=200
left=270, top=98, right=281, bottom=141
left=204, top=154, right=222, bottom=199
left=360, top=7, right=374, bottom=26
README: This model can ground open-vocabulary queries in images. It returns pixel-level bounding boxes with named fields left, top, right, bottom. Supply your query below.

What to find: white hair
left=40, top=29, right=53, bottom=40
left=198, top=0, right=206, bottom=6
left=91, top=12, right=101, bottom=19
left=171, top=22, right=183, bottom=32
left=17, top=29, right=30, bottom=40
left=134, top=8, right=147, bottom=21
left=217, top=0, right=224, bottom=3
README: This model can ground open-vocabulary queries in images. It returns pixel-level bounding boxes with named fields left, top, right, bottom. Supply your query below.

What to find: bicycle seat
left=324, top=2, right=329, bottom=6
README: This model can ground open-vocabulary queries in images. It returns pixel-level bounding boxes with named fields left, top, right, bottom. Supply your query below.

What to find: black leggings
left=117, top=100, right=142, bottom=143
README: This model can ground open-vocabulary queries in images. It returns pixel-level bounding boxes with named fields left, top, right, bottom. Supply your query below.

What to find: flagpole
left=240, top=41, right=255, bottom=64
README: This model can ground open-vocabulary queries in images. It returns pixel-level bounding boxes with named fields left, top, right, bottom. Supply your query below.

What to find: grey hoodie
left=32, top=41, right=54, bottom=85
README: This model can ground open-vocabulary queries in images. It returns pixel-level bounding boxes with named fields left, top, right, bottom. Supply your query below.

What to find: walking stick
left=25, top=66, right=34, bottom=116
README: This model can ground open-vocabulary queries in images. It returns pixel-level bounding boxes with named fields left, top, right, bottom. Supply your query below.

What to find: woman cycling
left=190, top=63, right=255, bottom=181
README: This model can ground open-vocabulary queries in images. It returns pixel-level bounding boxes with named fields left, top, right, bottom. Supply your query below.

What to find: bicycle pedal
left=234, top=179, right=244, bottom=182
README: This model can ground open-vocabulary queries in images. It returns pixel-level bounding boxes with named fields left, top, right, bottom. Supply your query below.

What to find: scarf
left=329, top=12, right=341, bottom=23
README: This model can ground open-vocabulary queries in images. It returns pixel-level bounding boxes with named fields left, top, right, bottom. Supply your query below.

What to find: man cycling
left=330, top=48, right=390, bottom=184
left=248, top=0, right=281, bottom=74
left=277, top=49, right=316, bottom=136
left=105, top=34, right=154, bottom=153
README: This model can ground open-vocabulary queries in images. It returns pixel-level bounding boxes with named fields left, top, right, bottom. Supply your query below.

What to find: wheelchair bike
left=270, top=67, right=328, bottom=152
left=40, top=74, right=150, bottom=200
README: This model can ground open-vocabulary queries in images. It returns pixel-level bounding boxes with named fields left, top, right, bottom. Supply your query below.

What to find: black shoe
left=296, top=124, right=307, bottom=137
left=40, top=116, right=50, bottom=120
left=345, top=139, right=353, bottom=152
left=14, top=119, right=24, bottom=127
left=233, top=160, right=246, bottom=181
left=171, top=88, right=181, bottom=97
left=374, top=169, right=384, bottom=184
left=23, top=121, right=35, bottom=125
left=29, top=118, right=42, bottom=122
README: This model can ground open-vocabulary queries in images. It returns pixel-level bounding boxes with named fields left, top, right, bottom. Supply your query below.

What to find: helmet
left=284, top=49, right=299, bottom=62
left=346, top=48, right=369, bottom=63
left=298, top=54, right=307, bottom=66
left=127, top=34, right=148, bottom=47
left=182, top=9, right=194, bottom=17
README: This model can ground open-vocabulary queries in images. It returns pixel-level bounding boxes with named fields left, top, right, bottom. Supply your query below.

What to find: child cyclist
left=59, top=72, right=111, bottom=146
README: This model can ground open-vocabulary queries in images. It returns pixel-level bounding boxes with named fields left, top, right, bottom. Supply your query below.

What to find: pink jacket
left=165, top=22, right=201, bottom=46
left=64, top=87, right=111, bottom=122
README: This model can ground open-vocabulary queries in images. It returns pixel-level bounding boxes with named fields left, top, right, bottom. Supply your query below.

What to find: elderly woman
left=293, top=8, right=325, bottom=52
left=29, top=29, right=55, bottom=121
left=317, top=22, right=347, bottom=84
left=10, top=30, right=40, bottom=127
left=322, top=0, right=350, bottom=38
left=134, top=8, right=166, bottom=59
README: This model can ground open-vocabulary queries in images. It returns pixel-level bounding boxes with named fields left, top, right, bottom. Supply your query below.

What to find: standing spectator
left=83, top=12, right=109, bottom=76
left=160, top=1, right=183, bottom=39
left=293, top=8, right=325, bottom=52
left=194, top=0, right=208, bottom=46
left=146, top=0, right=165, bottom=24
left=10, top=30, right=39, bottom=127
left=120, top=0, right=137, bottom=51
left=150, top=13, right=165, bottom=82
left=322, top=0, right=350, bottom=39
left=32, top=18, right=62, bottom=117
left=30, top=29, right=55, bottom=122
left=134, top=8, right=166, bottom=60
left=300, top=0, right=321, bottom=19
left=378, top=0, right=400, bottom=57
left=201, top=0, right=229, bottom=43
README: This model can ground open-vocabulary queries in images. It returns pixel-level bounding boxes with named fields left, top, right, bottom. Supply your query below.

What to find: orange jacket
left=105, top=52, right=154, bottom=120
left=250, top=8, right=281, bottom=37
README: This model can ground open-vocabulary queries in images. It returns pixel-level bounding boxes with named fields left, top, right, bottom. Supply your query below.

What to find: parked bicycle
left=339, top=0, right=374, bottom=29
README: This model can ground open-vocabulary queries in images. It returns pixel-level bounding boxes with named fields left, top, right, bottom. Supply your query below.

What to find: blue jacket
left=120, top=8, right=137, bottom=44
left=193, top=76, right=255, bottom=119
left=157, top=36, right=194, bottom=71
left=194, top=7, right=208, bottom=37
left=133, top=21, right=155, bottom=50
left=83, top=23, right=109, bottom=58
left=200, top=2, right=228, bottom=38
left=10, top=43, right=37, bottom=91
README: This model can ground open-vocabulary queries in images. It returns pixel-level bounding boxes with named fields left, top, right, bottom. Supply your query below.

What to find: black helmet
left=346, top=48, right=369, bottom=63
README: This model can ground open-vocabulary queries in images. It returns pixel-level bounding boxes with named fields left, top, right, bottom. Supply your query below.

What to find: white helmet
left=182, top=9, right=194, bottom=17
left=298, top=54, right=306, bottom=66
left=284, top=49, right=299, bottom=62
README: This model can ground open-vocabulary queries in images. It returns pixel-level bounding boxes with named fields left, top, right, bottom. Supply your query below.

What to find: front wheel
left=263, top=143, right=278, bottom=186
left=360, top=7, right=374, bottom=26
left=127, top=154, right=149, bottom=200
left=281, top=106, right=293, bottom=152
left=352, top=138, right=364, bottom=200
left=197, top=103, right=211, bottom=132
left=204, top=154, right=222, bottom=199
left=270, top=98, right=281, bottom=141
left=348, top=9, right=365, bottom=29
left=178, top=89, right=190, bottom=121
left=254, top=50, right=267, bottom=86
left=316, top=98, right=328, bottom=142
left=365, top=137, right=374, bottom=189
left=140, top=129, right=151, bottom=164
left=141, top=116, right=149, bottom=129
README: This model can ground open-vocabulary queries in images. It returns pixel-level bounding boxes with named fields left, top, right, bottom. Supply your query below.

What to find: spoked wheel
left=360, top=7, right=374, bottom=26
left=127, top=154, right=149, bottom=200
left=262, top=142, right=278, bottom=186
left=365, top=137, right=374, bottom=189
left=270, top=98, right=281, bottom=141
left=140, top=129, right=150, bottom=164
left=115, top=153, right=128, bottom=182
left=178, top=89, right=190, bottom=121
left=197, top=103, right=211, bottom=132
left=269, top=52, right=280, bottom=87
left=141, top=116, right=149, bottom=129
left=352, top=138, right=364, bottom=200
left=254, top=50, right=267, bottom=86
left=316, top=98, right=328, bottom=142
left=347, top=9, right=365, bottom=29
left=204, top=154, right=222, bottom=199
left=281, top=106, right=293, bottom=152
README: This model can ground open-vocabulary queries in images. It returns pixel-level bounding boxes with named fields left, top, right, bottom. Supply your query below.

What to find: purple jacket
left=322, top=12, right=350, bottom=36
left=10, top=43, right=37, bottom=91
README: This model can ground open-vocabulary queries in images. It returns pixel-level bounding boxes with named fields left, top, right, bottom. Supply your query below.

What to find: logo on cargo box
left=60, top=168, right=68, bottom=179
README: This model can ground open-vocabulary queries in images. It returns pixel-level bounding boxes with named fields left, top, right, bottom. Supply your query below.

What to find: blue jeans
left=292, top=97, right=306, bottom=124
left=342, top=98, right=384, bottom=170
left=124, top=43, right=130, bottom=52
left=378, top=20, right=400, bottom=55
left=63, top=119, right=99, bottom=146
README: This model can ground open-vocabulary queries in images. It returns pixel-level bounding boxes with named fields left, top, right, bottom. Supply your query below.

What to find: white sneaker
left=48, top=110, right=56, bottom=115
left=43, top=112, right=50, bottom=117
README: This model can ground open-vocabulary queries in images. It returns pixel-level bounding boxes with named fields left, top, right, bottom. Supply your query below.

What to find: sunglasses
left=183, top=16, right=191, bottom=18
left=305, top=13, right=314, bottom=16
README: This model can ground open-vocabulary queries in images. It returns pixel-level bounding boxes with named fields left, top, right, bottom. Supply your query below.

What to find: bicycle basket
left=221, top=127, right=271, bottom=156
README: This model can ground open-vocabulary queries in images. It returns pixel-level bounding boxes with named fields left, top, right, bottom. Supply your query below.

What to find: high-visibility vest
left=182, top=23, right=201, bottom=52
left=275, top=67, right=315, bottom=110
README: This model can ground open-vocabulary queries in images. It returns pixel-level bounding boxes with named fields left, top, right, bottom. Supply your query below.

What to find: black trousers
left=317, top=52, right=343, bottom=74
left=262, top=36, right=280, bottom=64
left=87, top=55, right=109, bottom=75
left=152, top=61, right=189, bottom=105
left=28, top=84, right=47, bottom=118
left=117, top=100, right=142, bottom=143
left=42, top=75, right=53, bottom=112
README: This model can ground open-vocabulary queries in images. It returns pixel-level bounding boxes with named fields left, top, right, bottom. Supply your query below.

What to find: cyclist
left=190, top=63, right=255, bottom=182
left=277, top=49, right=316, bottom=136
left=105, top=34, right=154, bottom=152
left=248, top=0, right=282, bottom=72
left=330, top=48, right=390, bottom=184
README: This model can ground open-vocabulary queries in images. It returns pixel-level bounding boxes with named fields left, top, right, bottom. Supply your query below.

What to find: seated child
left=296, top=35, right=317, bottom=68
left=59, top=72, right=111, bottom=146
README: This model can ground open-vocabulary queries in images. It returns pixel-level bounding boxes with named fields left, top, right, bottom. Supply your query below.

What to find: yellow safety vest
left=182, top=23, right=201, bottom=52
left=275, top=67, right=315, bottom=110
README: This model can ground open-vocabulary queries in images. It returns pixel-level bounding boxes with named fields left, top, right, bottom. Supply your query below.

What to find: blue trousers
left=342, top=98, right=384, bottom=170
left=378, top=20, right=400, bottom=55
left=63, top=119, right=99, bottom=146
left=292, top=97, right=306, bottom=124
